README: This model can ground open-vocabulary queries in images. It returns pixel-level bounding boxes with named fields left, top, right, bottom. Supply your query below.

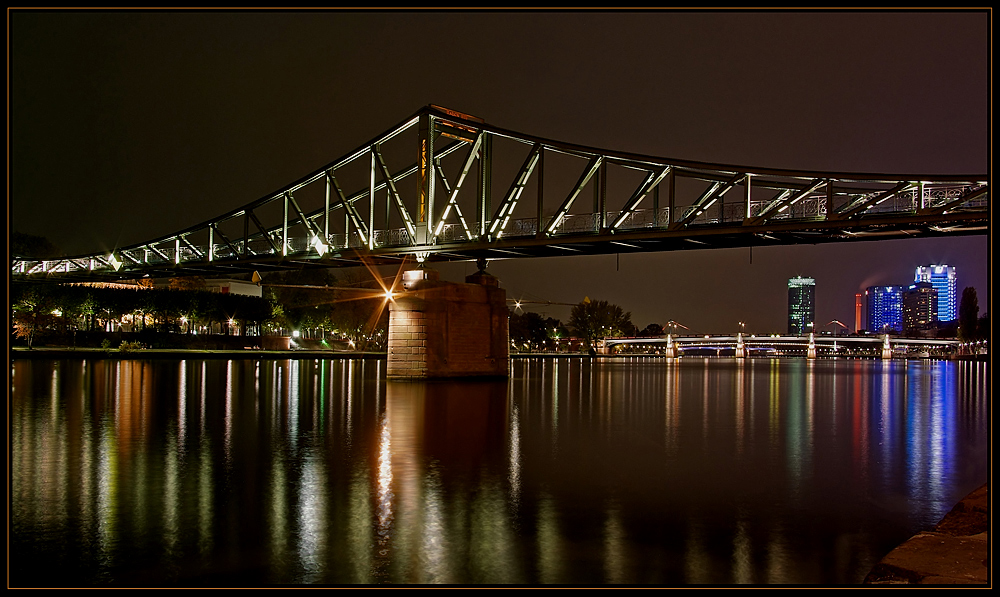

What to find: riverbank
left=10, top=346, right=387, bottom=360
left=9, top=347, right=601, bottom=360
left=864, top=483, right=990, bottom=585
left=11, top=346, right=986, bottom=362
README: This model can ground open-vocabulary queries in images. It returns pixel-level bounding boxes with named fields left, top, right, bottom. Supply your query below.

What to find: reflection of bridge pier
left=380, top=378, right=510, bottom=581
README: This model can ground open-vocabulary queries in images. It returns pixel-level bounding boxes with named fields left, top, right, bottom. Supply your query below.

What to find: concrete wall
left=387, top=269, right=508, bottom=379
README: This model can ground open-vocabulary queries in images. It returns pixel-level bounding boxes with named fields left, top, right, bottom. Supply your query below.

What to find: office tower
left=914, top=264, right=956, bottom=322
left=866, top=285, right=905, bottom=333
left=903, top=281, right=938, bottom=333
left=788, top=277, right=815, bottom=335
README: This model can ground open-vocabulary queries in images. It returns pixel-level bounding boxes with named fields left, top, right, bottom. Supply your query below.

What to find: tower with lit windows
left=866, top=285, right=905, bottom=334
left=787, top=277, right=815, bottom=335
left=902, top=281, right=938, bottom=333
left=914, top=264, right=956, bottom=322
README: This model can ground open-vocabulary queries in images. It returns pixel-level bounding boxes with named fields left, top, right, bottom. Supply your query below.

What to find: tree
left=328, top=269, right=390, bottom=348
left=509, top=310, right=550, bottom=349
left=169, top=276, right=207, bottom=291
left=11, top=284, right=57, bottom=348
left=958, top=287, right=979, bottom=341
left=11, top=232, right=63, bottom=259
left=639, top=322, right=665, bottom=337
left=569, top=298, right=634, bottom=348
left=264, top=268, right=338, bottom=333
left=976, top=313, right=989, bottom=342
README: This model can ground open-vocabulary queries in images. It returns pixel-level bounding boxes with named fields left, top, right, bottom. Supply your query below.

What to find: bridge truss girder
left=12, top=105, right=989, bottom=282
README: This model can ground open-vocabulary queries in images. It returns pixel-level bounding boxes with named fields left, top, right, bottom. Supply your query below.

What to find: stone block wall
left=387, top=270, right=508, bottom=379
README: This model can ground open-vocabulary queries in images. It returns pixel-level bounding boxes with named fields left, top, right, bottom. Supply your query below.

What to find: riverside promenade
left=865, top=483, right=990, bottom=585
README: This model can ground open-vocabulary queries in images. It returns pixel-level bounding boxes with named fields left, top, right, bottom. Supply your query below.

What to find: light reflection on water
left=10, top=356, right=988, bottom=586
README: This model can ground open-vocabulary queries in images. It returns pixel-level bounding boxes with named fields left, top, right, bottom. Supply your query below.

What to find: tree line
left=10, top=267, right=394, bottom=350
left=11, top=281, right=274, bottom=348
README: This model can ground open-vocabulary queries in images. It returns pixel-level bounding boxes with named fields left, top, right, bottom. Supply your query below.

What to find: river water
left=10, top=356, right=989, bottom=586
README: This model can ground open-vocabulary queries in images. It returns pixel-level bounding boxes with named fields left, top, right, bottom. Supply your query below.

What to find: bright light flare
left=312, top=235, right=329, bottom=256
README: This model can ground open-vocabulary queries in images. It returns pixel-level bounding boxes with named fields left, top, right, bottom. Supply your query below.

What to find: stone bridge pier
left=387, top=265, right=509, bottom=380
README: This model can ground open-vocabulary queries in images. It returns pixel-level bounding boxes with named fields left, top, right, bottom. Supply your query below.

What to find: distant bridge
left=13, top=105, right=988, bottom=281
left=602, top=334, right=960, bottom=356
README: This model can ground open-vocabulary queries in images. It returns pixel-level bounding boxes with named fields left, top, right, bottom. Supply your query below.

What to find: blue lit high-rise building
left=866, top=285, right=904, bottom=333
left=788, top=276, right=815, bottom=335
left=914, top=265, right=957, bottom=322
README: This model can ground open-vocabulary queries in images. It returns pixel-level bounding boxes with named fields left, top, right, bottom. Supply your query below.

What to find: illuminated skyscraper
left=914, top=264, right=956, bottom=322
left=903, top=281, right=938, bottom=333
left=866, top=285, right=905, bottom=333
left=788, top=277, right=815, bottom=335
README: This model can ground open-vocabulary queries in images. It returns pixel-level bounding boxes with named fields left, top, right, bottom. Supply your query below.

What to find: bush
left=118, top=341, right=144, bottom=353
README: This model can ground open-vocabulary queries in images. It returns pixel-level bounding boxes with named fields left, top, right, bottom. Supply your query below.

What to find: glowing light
left=312, top=235, right=329, bottom=256
left=108, top=253, right=123, bottom=271
left=293, top=330, right=300, bottom=338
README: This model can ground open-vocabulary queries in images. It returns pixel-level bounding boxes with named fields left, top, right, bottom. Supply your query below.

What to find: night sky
left=9, top=9, right=990, bottom=334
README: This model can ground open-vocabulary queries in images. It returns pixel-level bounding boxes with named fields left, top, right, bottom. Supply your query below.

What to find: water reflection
left=10, top=357, right=989, bottom=586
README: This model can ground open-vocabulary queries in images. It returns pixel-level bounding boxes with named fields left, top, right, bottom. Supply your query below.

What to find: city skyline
left=10, top=9, right=989, bottom=334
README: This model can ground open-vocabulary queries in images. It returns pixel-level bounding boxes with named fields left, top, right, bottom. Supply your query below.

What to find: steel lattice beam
left=12, top=105, right=988, bottom=282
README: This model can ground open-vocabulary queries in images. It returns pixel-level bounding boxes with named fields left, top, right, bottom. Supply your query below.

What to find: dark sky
left=9, top=9, right=990, bottom=334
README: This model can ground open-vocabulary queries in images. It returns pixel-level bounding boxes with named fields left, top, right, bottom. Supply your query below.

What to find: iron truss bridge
left=13, top=105, right=988, bottom=281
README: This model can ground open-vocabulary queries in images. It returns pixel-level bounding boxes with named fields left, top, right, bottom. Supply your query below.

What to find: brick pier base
left=387, top=267, right=509, bottom=380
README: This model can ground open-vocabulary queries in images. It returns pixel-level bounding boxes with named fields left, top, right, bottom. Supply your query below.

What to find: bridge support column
left=387, top=266, right=509, bottom=380
left=664, top=334, right=676, bottom=358
left=807, top=332, right=817, bottom=359
left=735, top=332, right=747, bottom=358
left=882, top=334, right=893, bottom=360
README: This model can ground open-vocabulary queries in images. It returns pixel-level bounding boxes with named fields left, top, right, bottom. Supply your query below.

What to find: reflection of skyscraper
left=788, top=277, right=815, bottom=335
left=866, top=286, right=904, bottom=333
left=914, top=264, right=956, bottom=322
left=903, top=281, right=938, bottom=333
